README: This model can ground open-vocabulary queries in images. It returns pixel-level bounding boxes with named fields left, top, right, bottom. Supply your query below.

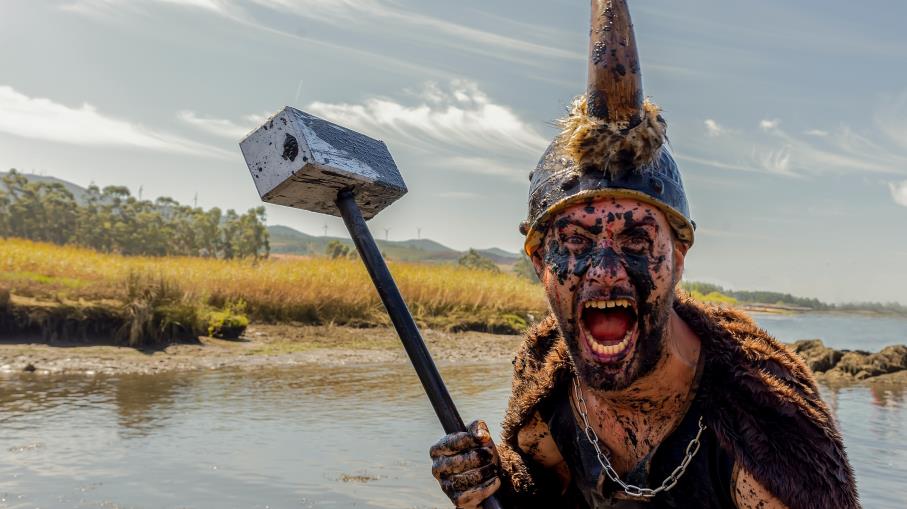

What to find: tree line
left=0, top=169, right=269, bottom=259
left=681, top=281, right=906, bottom=315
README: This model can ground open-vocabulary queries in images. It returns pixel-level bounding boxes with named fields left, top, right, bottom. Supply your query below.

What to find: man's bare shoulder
left=515, top=410, right=571, bottom=490
left=732, top=464, right=789, bottom=509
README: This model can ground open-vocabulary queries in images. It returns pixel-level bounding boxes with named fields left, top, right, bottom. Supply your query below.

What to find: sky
left=0, top=0, right=905, bottom=304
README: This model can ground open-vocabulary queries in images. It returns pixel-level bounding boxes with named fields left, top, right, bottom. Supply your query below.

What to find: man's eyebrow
left=555, top=218, right=595, bottom=231
left=620, top=216, right=659, bottom=231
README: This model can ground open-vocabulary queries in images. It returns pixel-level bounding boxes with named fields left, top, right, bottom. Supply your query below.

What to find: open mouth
left=579, top=298, right=638, bottom=363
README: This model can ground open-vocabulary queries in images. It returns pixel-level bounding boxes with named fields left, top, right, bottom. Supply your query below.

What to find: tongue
left=584, top=308, right=632, bottom=344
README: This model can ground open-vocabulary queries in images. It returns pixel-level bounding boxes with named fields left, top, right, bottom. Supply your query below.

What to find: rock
left=786, top=340, right=907, bottom=382
left=824, top=345, right=907, bottom=381
left=22, top=363, right=36, bottom=372
left=789, top=339, right=843, bottom=373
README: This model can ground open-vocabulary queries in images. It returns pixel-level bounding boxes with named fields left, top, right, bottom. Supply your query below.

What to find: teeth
left=584, top=299, right=632, bottom=309
left=588, top=332, right=632, bottom=356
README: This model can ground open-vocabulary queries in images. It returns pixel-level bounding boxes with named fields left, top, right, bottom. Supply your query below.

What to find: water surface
left=1, top=361, right=905, bottom=508
left=751, top=312, right=906, bottom=351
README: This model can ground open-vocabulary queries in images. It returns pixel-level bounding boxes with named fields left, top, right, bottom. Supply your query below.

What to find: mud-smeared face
left=532, top=197, right=684, bottom=390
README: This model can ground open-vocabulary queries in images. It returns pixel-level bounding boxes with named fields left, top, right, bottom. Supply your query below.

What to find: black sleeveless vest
left=540, top=383, right=736, bottom=509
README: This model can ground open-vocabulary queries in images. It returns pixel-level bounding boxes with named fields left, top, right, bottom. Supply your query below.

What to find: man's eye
left=622, top=235, right=651, bottom=253
left=564, top=235, right=591, bottom=249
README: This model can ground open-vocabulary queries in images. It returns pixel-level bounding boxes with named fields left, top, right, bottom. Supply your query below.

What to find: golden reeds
left=0, top=238, right=547, bottom=332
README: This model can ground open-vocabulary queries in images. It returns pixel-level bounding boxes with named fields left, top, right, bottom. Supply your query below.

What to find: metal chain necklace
left=571, top=377, right=706, bottom=499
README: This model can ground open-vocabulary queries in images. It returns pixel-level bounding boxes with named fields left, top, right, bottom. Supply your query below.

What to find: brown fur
left=559, top=96, right=667, bottom=175
left=497, top=292, right=860, bottom=509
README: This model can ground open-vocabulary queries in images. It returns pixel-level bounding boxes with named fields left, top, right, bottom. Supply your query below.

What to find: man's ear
left=672, top=240, right=688, bottom=283
left=530, top=249, right=546, bottom=282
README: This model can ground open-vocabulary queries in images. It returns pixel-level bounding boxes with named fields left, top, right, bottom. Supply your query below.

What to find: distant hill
left=0, top=171, right=90, bottom=203
left=268, top=224, right=521, bottom=264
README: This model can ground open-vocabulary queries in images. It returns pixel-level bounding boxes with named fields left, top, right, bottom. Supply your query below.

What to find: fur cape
left=496, top=292, right=860, bottom=509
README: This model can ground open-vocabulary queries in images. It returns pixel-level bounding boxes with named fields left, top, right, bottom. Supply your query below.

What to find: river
left=1, top=313, right=905, bottom=508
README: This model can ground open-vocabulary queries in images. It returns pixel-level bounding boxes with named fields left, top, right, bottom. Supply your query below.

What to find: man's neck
left=574, top=310, right=702, bottom=473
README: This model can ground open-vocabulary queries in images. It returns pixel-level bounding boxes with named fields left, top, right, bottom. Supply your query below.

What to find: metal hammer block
left=240, top=107, right=407, bottom=219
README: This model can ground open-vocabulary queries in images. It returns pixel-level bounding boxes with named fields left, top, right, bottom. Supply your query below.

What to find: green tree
left=325, top=240, right=351, bottom=259
left=513, top=254, right=539, bottom=282
left=1, top=169, right=271, bottom=260
left=458, top=249, right=500, bottom=272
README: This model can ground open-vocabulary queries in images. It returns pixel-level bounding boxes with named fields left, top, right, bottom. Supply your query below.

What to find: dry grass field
left=0, top=238, right=548, bottom=339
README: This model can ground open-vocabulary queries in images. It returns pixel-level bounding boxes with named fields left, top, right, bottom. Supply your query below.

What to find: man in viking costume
left=429, top=1, right=860, bottom=508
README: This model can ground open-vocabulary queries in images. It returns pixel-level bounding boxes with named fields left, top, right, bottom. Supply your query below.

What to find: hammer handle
left=336, top=190, right=504, bottom=509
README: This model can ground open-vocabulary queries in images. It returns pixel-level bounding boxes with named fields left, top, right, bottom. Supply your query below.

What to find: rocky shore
left=788, top=339, right=907, bottom=384
left=0, top=325, right=905, bottom=385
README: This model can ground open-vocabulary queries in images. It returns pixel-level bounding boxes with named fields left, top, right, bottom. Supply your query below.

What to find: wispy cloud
left=0, top=85, right=229, bottom=158
left=307, top=80, right=549, bottom=156
left=890, top=180, right=907, bottom=208
left=181, top=81, right=546, bottom=181
left=64, top=0, right=579, bottom=66
left=683, top=101, right=907, bottom=179
left=178, top=111, right=265, bottom=139
left=439, top=156, right=531, bottom=181
left=61, top=0, right=223, bottom=16
left=252, top=0, right=581, bottom=64
left=752, top=145, right=795, bottom=176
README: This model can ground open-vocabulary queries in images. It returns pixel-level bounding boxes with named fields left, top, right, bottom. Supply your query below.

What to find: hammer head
left=240, top=107, right=407, bottom=219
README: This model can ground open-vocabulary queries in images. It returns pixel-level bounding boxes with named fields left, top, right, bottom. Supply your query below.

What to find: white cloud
left=804, top=129, right=829, bottom=137
left=307, top=80, right=549, bottom=155
left=890, top=180, right=907, bottom=207
left=759, top=118, right=781, bottom=132
left=439, top=156, right=530, bottom=181
left=0, top=85, right=229, bottom=158
left=704, top=119, right=724, bottom=137
left=178, top=111, right=265, bottom=139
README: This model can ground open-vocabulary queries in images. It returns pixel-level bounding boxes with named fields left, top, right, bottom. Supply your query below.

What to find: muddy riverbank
left=2, top=324, right=905, bottom=386
left=0, top=324, right=523, bottom=376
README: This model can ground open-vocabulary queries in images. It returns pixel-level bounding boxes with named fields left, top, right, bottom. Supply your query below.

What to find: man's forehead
left=554, top=197, right=665, bottom=227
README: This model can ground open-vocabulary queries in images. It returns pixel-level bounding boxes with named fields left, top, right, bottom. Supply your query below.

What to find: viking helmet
left=521, top=0, right=694, bottom=255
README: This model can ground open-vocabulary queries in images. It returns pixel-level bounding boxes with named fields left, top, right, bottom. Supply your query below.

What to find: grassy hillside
left=269, top=224, right=521, bottom=264
left=0, top=238, right=546, bottom=343
left=0, top=171, right=89, bottom=203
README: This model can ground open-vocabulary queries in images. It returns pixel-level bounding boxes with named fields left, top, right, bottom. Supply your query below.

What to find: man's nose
left=586, top=245, right=628, bottom=286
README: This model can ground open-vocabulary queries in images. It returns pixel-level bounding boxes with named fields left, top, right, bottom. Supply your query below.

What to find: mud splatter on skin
left=538, top=197, right=677, bottom=391
left=733, top=466, right=783, bottom=509
left=430, top=421, right=501, bottom=505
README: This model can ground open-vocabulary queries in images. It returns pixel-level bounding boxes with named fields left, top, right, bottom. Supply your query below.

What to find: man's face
left=531, top=197, right=685, bottom=391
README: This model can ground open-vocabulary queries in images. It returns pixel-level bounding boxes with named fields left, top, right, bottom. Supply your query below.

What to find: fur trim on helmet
left=559, top=96, right=667, bottom=175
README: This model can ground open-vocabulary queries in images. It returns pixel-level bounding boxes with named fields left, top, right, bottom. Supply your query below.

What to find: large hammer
left=240, top=107, right=504, bottom=509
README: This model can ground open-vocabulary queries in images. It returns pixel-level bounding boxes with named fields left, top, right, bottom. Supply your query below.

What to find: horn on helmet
left=586, top=0, right=643, bottom=123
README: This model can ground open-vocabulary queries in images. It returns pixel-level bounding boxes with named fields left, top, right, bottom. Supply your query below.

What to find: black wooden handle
left=336, top=190, right=504, bottom=509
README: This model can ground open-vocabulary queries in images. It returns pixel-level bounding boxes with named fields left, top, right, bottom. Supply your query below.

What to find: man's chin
left=572, top=329, right=641, bottom=391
